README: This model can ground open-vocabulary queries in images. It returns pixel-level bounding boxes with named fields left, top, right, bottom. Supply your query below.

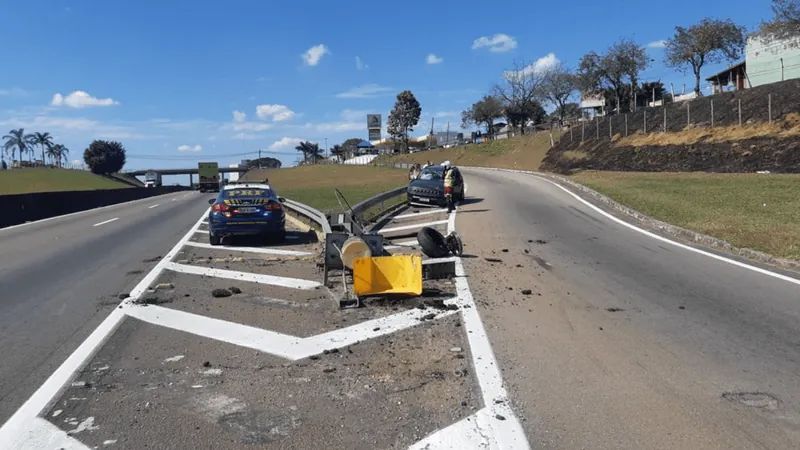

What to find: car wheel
left=209, top=233, right=221, bottom=246
left=416, top=226, right=451, bottom=258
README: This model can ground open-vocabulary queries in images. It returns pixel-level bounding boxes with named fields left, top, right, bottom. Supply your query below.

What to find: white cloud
left=426, top=54, right=443, bottom=65
left=504, top=53, right=560, bottom=79
left=177, top=144, right=202, bottom=152
left=255, top=104, right=295, bottom=121
left=0, top=88, right=27, bottom=96
left=51, top=90, right=119, bottom=108
left=647, top=40, right=667, bottom=48
left=270, top=137, right=304, bottom=150
left=227, top=109, right=272, bottom=131
left=335, top=84, right=394, bottom=99
left=233, top=132, right=265, bottom=140
left=472, top=34, right=517, bottom=53
left=355, top=56, right=368, bottom=70
left=434, top=111, right=460, bottom=118
left=340, top=109, right=370, bottom=122
left=0, top=115, right=153, bottom=140
left=302, top=44, right=330, bottom=66
left=310, top=122, right=363, bottom=133
left=232, top=110, right=247, bottom=122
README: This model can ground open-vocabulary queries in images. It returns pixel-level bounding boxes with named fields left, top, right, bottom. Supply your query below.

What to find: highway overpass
left=125, top=167, right=248, bottom=176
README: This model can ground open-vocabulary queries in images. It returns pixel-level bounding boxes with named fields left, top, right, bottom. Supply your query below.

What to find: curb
left=463, top=165, right=800, bottom=273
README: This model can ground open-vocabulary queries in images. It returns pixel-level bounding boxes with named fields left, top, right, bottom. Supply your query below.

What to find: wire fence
left=562, top=85, right=800, bottom=146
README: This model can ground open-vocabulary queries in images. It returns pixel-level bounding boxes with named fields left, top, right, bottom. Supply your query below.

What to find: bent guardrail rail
left=281, top=199, right=332, bottom=236
left=350, top=186, right=407, bottom=225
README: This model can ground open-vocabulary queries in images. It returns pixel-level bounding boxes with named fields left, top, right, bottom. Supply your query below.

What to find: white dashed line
left=148, top=204, right=160, bottom=209
left=379, top=219, right=448, bottom=234
left=92, top=218, right=119, bottom=227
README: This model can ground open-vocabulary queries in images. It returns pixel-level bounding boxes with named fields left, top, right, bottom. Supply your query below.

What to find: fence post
left=581, top=120, right=585, bottom=141
left=596, top=118, right=599, bottom=139
left=687, top=102, right=691, bottom=127
left=644, top=109, right=647, bottom=133
left=768, top=93, right=772, bottom=124
left=570, top=126, right=573, bottom=143
left=663, top=107, right=667, bottom=132
left=738, top=98, right=742, bottom=126
left=625, top=114, right=628, bottom=137
left=711, top=99, right=714, bottom=128
left=609, top=117, right=612, bottom=138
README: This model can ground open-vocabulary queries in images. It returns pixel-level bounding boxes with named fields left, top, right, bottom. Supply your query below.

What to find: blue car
left=207, top=183, right=286, bottom=245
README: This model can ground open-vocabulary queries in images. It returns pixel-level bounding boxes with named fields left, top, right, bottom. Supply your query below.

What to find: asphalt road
left=458, top=168, right=800, bottom=450
left=0, top=191, right=210, bottom=424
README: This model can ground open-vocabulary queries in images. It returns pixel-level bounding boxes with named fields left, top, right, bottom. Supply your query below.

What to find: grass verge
left=242, top=165, right=408, bottom=212
left=570, top=171, right=800, bottom=261
left=376, top=131, right=562, bottom=171
left=0, top=168, right=132, bottom=195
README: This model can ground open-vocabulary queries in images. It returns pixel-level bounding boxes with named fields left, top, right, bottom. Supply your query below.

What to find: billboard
left=368, top=129, right=382, bottom=141
left=367, top=114, right=381, bottom=130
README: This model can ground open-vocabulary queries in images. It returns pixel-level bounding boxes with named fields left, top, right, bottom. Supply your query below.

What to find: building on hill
left=746, top=33, right=800, bottom=87
left=706, top=61, right=748, bottom=94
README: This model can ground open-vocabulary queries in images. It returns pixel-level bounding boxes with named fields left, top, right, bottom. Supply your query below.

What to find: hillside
left=0, top=168, right=133, bottom=195
left=375, top=131, right=561, bottom=171
left=542, top=79, right=800, bottom=174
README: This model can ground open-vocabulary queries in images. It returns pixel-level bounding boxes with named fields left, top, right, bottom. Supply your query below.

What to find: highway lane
left=457, top=168, right=800, bottom=450
left=0, top=191, right=210, bottom=424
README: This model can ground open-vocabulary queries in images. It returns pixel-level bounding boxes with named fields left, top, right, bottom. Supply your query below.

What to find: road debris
left=228, top=286, right=242, bottom=294
left=118, top=293, right=130, bottom=300
left=131, top=295, right=172, bottom=306
left=485, top=257, right=503, bottom=263
left=211, top=288, right=232, bottom=298
left=521, top=289, right=532, bottom=295
left=606, top=307, right=624, bottom=312
left=501, top=249, right=509, bottom=253
left=450, top=347, right=462, bottom=353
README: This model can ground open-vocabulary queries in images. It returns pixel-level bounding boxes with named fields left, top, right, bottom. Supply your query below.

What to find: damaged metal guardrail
left=281, top=198, right=332, bottom=238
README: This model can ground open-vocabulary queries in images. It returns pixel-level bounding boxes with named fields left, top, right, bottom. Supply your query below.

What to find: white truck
left=144, top=171, right=162, bottom=188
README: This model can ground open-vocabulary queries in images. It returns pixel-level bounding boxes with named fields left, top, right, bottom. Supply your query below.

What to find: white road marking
left=148, top=204, right=160, bottom=209
left=473, top=167, right=800, bottom=287
left=92, top=218, right=119, bottom=227
left=394, top=208, right=448, bottom=220
left=0, top=192, right=189, bottom=233
left=183, top=240, right=313, bottom=256
left=164, top=262, right=320, bottom=290
left=383, top=240, right=418, bottom=250
left=126, top=302, right=458, bottom=360
left=163, top=355, right=184, bottom=363
left=379, top=219, right=448, bottom=234
left=171, top=198, right=177, bottom=202
left=0, top=211, right=208, bottom=449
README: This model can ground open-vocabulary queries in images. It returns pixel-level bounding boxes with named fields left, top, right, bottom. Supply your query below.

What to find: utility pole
left=429, top=117, right=435, bottom=149
left=445, top=121, right=450, bottom=145
left=258, top=149, right=262, bottom=169
left=324, top=138, right=328, bottom=160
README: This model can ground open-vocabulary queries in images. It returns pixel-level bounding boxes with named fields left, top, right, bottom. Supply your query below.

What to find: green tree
left=52, top=144, right=69, bottom=167
left=2, top=128, right=35, bottom=164
left=664, top=18, right=746, bottom=95
left=31, top=132, right=54, bottom=165
left=540, top=63, right=577, bottom=125
left=83, top=140, right=127, bottom=174
left=340, top=137, right=362, bottom=159
left=329, top=144, right=344, bottom=161
left=387, top=90, right=421, bottom=152
left=494, top=59, right=547, bottom=134
left=461, top=95, right=504, bottom=138
left=553, top=102, right=582, bottom=121
left=294, top=141, right=322, bottom=164
left=577, top=39, right=649, bottom=114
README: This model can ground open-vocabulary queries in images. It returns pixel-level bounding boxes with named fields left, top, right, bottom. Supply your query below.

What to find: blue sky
left=0, top=0, right=779, bottom=173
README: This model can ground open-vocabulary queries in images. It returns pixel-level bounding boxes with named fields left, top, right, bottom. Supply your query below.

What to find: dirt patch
left=45, top=316, right=479, bottom=449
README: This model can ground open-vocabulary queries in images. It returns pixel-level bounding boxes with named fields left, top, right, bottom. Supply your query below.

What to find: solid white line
left=183, top=240, right=313, bottom=256
left=148, top=204, right=160, bottom=209
left=7, top=418, right=90, bottom=450
left=0, top=210, right=209, bottom=448
left=379, top=219, right=448, bottom=234
left=164, top=261, right=320, bottom=290
left=394, top=208, right=448, bottom=220
left=92, top=217, right=119, bottom=227
left=171, top=198, right=177, bottom=202
left=472, top=167, right=800, bottom=287
left=0, top=191, right=190, bottom=233
left=422, top=256, right=458, bottom=265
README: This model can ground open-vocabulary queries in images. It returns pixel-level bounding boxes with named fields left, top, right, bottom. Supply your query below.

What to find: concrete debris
left=450, top=347, right=462, bottom=353
left=228, top=286, right=242, bottom=294
left=521, top=289, right=532, bottom=295
left=495, top=414, right=506, bottom=421
left=131, top=296, right=172, bottom=306
left=176, top=259, right=190, bottom=264
left=202, top=361, right=211, bottom=367
left=322, top=349, right=339, bottom=355
left=420, top=313, right=437, bottom=321
left=523, top=249, right=530, bottom=254
left=323, top=368, right=336, bottom=373
left=606, top=307, right=624, bottom=312
left=534, top=239, right=547, bottom=244
left=485, top=258, right=503, bottom=263
left=211, top=288, right=232, bottom=298
left=501, top=249, right=509, bottom=253
left=118, top=293, right=130, bottom=300
left=153, top=283, right=174, bottom=290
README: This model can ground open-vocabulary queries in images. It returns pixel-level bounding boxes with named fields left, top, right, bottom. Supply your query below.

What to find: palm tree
left=329, top=144, right=343, bottom=162
left=2, top=128, right=34, bottom=166
left=32, top=132, right=54, bottom=166
left=50, top=144, right=69, bottom=167
left=294, top=141, right=323, bottom=164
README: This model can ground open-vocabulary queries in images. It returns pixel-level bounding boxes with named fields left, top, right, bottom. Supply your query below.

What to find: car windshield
left=418, top=168, right=443, bottom=181
left=222, top=188, right=272, bottom=198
